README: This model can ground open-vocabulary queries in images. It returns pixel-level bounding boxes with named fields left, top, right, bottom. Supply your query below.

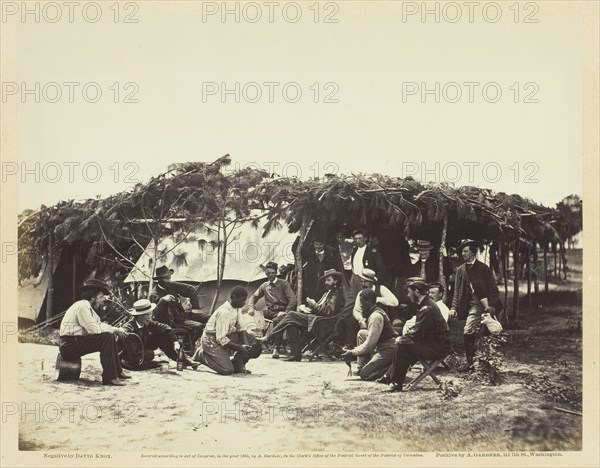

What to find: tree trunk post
left=512, top=236, right=520, bottom=322
left=294, top=214, right=309, bottom=305
left=438, top=214, right=448, bottom=299
left=526, top=243, right=532, bottom=306
left=46, top=232, right=54, bottom=322
left=553, top=243, right=558, bottom=280
left=71, top=245, right=77, bottom=303
left=503, top=243, right=508, bottom=319
left=533, top=243, right=539, bottom=305
left=543, top=242, right=549, bottom=293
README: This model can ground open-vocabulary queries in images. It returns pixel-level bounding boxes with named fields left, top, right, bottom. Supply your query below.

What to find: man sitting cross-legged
left=248, top=261, right=297, bottom=359
left=340, top=289, right=398, bottom=380
left=193, top=287, right=261, bottom=375
left=120, top=299, right=199, bottom=371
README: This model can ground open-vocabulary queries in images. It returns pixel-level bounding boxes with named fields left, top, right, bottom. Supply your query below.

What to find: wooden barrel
left=55, top=353, right=81, bottom=381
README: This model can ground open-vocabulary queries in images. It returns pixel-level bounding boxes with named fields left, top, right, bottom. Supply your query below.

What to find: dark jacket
left=351, top=243, right=386, bottom=281
left=302, top=245, right=339, bottom=300
left=149, top=281, right=199, bottom=325
left=312, top=287, right=345, bottom=317
left=405, top=296, right=450, bottom=347
left=123, top=317, right=177, bottom=345
left=451, top=260, right=500, bottom=320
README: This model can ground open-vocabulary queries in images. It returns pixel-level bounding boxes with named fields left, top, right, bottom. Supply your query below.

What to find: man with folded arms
left=193, top=287, right=261, bottom=375
left=341, top=289, right=398, bottom=381
left=248, top=261, right=297, bottom=359
left=58, top=279, right=131, bottom=386
left=120, top=299, right=198, bottom=371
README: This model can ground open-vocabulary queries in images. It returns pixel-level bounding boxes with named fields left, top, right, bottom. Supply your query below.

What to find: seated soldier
left=340, top=289, right=398, bottom=380
left=149, top=266, right=205, bottom=341
left=248, top=261, right=297, bottom=359
left=193, top=287, right=261, bottom=375
left=120, top=299, right=198, bottom=370
left=259, top=269, right=345, bottom=362
left=383, top=277, right=451, bottom=391
left=402, top=281, right=450, bottom=335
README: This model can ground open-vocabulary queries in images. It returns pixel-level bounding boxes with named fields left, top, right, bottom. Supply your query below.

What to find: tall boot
left=184, top=353, right=199, bottom=370
left=459, top=334, right=476, bottom=372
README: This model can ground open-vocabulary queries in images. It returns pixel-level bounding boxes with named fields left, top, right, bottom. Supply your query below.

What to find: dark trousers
left=59, top=333, right=122, bottom=384
left=264, top=309, right=286, bottom=347
left=389, top=341, right=449, bottom=387
left=285, top=326, right=303, bottom=358
left=174, top=318, right=204, bottom=342
left=121, top=331, right=179, bottom=369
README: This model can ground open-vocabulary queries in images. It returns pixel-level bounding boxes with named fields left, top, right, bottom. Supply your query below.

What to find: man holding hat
left=259, top=269, right=345, bottom=361
left=248, top=261, right=297, bottom=359
left=384, top=277, right=451, bottom=391
left=149, top=265, right=205, bottom=341
left=120, top=299, right=199, bottom=370
left=449, top=239, right=501, bottom=371
left=59, top=279, right=131, bottom=386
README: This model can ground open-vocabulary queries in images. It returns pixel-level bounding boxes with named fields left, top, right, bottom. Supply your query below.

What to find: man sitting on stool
left=120, top=299, right=199, bottom=371
left=384, top=277, right=451, bottom=392
left=58, top=279, right=131, bottom=386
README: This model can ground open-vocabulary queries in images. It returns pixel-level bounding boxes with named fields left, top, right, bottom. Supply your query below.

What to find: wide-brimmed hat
left=319, top=269, right=343, bottom=281
left=129, top=299, right=156, bottom=316
left=405, top=276, right=428, bottom=290
left=263, top=261, right=278, bottom=271
left=416, top=240, right=434, bottom=251
left=459, top=239, right=483, bottom=251
left=80, top=279, right=110, bottom=295
left=358, top=268, right=378, bottom=283
left=153, top=265, right=174, bottom=280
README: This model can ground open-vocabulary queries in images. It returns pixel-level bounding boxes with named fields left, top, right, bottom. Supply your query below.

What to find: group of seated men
left=57, top=238, right=497, bottom=391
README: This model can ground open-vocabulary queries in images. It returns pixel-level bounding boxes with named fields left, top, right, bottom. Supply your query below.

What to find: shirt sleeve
left=76, top=303, right=114, bottom=335
left=353, top=313, right=384, bottom=356
left=376, top=285, right=399, bottom=307
left=352, top=290, right=364, bottom=323
left=248, top=284, right=264, bottom=310
left=284, top=282, right=297, bottom=312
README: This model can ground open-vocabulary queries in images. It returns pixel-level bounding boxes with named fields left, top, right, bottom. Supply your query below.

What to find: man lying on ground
left=340, top=289, right=398, bottom=380
left=120, top=299, right=198, bottom=371
left=193, top=287, right=261, bottom=375
left=58, top=279, right=132, bottom=386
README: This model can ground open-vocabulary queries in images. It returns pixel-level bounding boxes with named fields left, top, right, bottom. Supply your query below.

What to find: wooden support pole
left=438, top=214, right=448, bottom=299
left=527, top=243, right=532, bottom=306
left=533, top=243, right=539, bottom=305
left=553, top=244, right=558, bottom=281
left=512, top=237, right=520, bottom=322
left=46, top=232, right=54, bottom=322
left=71, top=246, right=77, bottom=303
left=543, top=242, right=549, bottom=293
left=503, top=243, right=508, bottom=319
left=294, top=214, right=310, bottom=305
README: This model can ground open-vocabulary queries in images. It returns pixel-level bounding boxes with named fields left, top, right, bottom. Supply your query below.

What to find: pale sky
left=13, top=2, right=582, bottom=211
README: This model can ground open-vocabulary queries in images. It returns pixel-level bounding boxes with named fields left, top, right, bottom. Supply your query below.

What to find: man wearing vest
left=449, top=239, right=501, bottom=372
left=351, top=269, right=399, bottom=329
left=341, top=289, right=398, bottom=381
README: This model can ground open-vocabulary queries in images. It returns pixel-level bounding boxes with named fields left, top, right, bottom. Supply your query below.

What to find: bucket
left=55, top=353, right=82, bottom=381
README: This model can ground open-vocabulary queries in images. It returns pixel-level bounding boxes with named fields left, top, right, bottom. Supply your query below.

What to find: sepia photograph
left=1, top=1, right=598, bottom=467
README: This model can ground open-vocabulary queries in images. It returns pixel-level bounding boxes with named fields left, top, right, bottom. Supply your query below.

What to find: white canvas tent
left=18, top=253, right=61, bottom=322
left=124, top=217, right=298, bottom=312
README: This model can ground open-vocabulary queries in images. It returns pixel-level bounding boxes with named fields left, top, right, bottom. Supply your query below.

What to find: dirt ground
left=17, top=251, right=583, bottom=453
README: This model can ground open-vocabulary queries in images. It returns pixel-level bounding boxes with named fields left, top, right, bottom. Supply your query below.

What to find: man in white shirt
left=402, top=281, right=450, bottom=335
left=352, top=269, right=399, bottom=329
left=193, top=286, right=261, bottom=375
left=58, top=279, right=131, bottom=386
left=349, top=229, right=386, bottom=293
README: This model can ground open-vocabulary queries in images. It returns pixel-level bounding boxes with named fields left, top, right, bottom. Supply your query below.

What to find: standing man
left=248, top=261, right=297, bottom=359
left=193, top=287, right=261, bottom=375
left=406, top=240, right=439, bottom=282
left=341, top=289, right=398, bottom=381
left=449, top=239, right=501, bottom=371
left=301, top=238, right=339, bottom=300
left=120, top=299, right=199, bottom=370
left=149, top=265, right=205, bottom=341
left=58, top=279, right=131, bottom=386
left=350, top=229, right=386, bottom=293
left=385, top=277, right=451, bottom=391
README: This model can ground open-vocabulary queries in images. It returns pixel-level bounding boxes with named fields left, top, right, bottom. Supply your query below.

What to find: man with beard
left=58, top=279, right=131, bottom=386
left=340, top=289, right=398, bottom=381
left=120, top=299, right=199, bottom=370
left=193, top=287, right=261, bottom=375
left=149, top=265, right=205, bottom=341
left=384, top=277, right=451, bottom=392
left=449, top=239, right=501, bottom=372
left=248, top=262, right=297, bottom=359
left=258, top=269, right=345, bottom=362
